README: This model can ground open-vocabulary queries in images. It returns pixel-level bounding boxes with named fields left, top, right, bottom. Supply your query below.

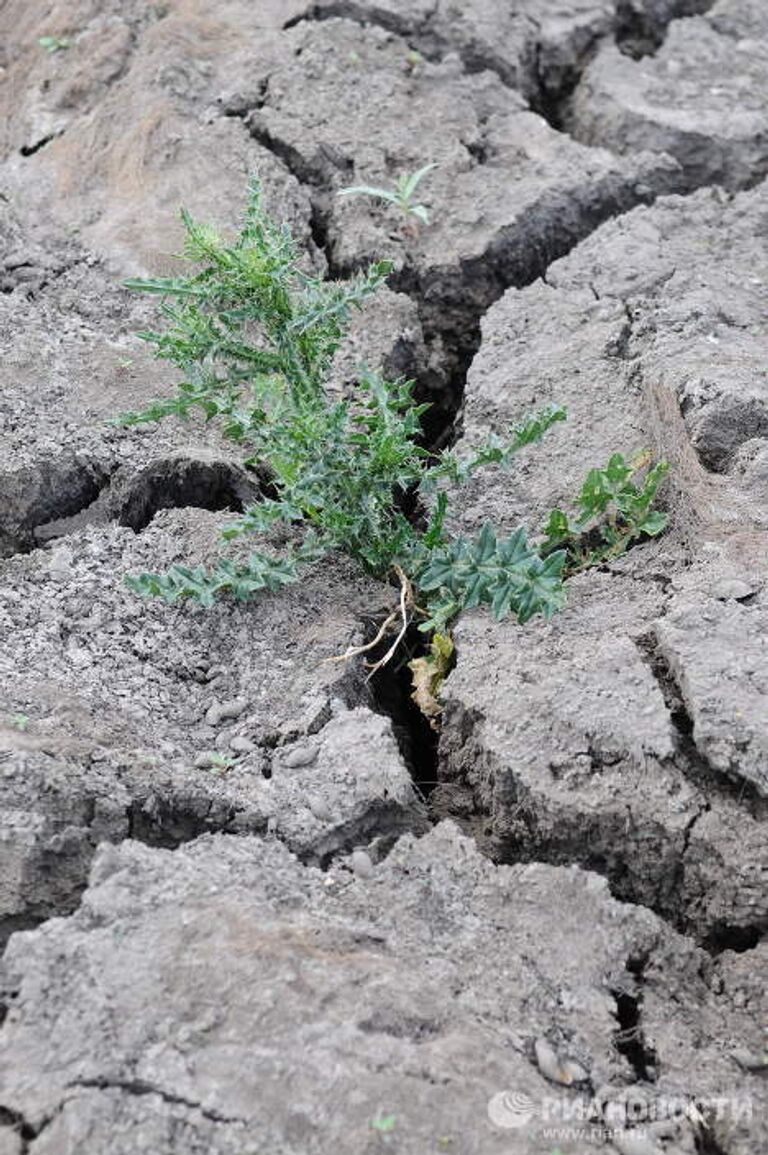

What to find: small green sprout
left=8, top=714, right=30, bottom=732
left=38, top=35, right=70, bottom=54
left=206, top=752, right=237, bottom=771
left=370, top=1113, right=397, bottom=1133
left=338, top=163, right=437, bottom=225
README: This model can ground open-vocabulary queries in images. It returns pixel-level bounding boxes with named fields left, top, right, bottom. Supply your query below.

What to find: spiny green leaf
left=123, top=277, right=207, bottom=296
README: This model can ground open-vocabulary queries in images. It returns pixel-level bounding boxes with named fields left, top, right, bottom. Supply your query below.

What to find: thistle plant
left=338, top=163, right=437, bottom=225
left=118, top=180, right=668, bottom=707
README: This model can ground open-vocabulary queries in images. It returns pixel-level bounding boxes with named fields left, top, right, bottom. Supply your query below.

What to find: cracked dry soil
left=0, top=2, right=766, bottom=1153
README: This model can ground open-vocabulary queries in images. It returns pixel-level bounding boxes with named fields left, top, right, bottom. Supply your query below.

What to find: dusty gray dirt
left=568, top=0, right=768, bottom=191
left=0, top=825, right=766, bottom=1154
left=434, top=181, right=768, bottom=949
left=0, top=0, right=766, bottom=1152
left=0, top=509, right=428, bottom=936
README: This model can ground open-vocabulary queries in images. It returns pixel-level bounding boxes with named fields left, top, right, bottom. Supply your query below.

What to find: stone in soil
left=0, top=823, right=764, bottom=1154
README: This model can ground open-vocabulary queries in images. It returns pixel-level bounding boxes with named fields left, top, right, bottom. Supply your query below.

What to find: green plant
left=205, top=752, right=237, bottom=771
left=370, top=1113, right=397, bottom=1134
left=38, top=35, right=70, bottom=53
left=338, top=163, right=437, bottom=225
left=118, top=180, right=668, bottom=696
left=8, top=713, right=30, bottom=732
left=543, top=451, right=669, bottom=571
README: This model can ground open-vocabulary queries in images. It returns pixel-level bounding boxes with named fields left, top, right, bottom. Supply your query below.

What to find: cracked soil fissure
left=3, top=82, right=763, bottom=945
left=1, top=5, right=767, bottom=1152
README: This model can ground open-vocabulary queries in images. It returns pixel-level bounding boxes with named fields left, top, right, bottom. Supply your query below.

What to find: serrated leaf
left=603, top=453, right=632, bottom=487
left=123, top=277, right=206, bottom=296
left=496, top=526, right=533, bottom=569
left=475, top=523, right=497, bottom=565
left=638, top=510, right=668, bottom=536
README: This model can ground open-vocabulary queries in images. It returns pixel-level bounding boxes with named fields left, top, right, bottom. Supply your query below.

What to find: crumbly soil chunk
left=0, top=825, right=764, bottom=1154
left=0, top=509, right=427, bottom=933
left=568, top=1, right=768, bottom=191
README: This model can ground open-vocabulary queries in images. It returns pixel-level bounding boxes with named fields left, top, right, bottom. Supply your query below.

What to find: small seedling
left=117, top=181, right=668, bottom=711
left=8, top=714, right=30, bottom=732
left=370, top=1113, right=397, bottom=1134
left=38, top=35, right=70, bottom=54
left=206, top=752, right=237, bottom=771
left=338, top=163, right=437, bottom=226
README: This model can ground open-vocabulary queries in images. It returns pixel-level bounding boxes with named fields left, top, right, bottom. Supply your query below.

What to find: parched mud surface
left=0, top=2, right=766, bottom=1153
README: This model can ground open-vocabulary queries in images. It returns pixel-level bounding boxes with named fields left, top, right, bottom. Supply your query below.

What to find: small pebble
left=283, top=744, right=318, bottom=769
left=308, top=796, right=333, bottom=822
left=713, top=578, right=756, bottom=602
left=534, top=1037, right=588, bottom=1086
left=219, top=698, right=248, bottom=720
left=350, top=849, right=374, bottom=879
left=205, top=698, right=248, bottom=726
left=730, top=1047, right=768, bottom=1072
left=48, top=546, right=73, bottom=581
left=229, top=735, right=256, bottom=754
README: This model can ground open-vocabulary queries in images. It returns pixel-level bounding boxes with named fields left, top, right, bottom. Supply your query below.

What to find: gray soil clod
left=0, top=509, right=428, bottom=938
left=242, top=18, right=682, bottom=343
left=0, top=0, right=767, bottom=1151
left=568, top=0, right=768, bottom=191
left=303, top=0, right=717, bottom=105
left=0, top=825, right=765, bottom=1154
left=434, top=180, right=768, bottom=944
